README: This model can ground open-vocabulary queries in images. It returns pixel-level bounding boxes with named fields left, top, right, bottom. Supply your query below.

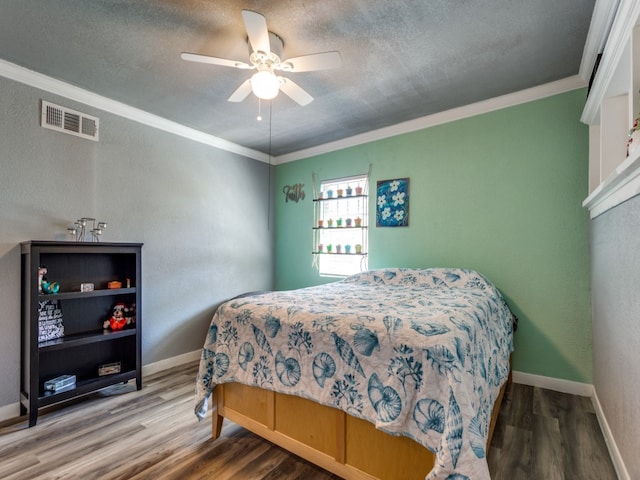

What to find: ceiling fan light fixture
left=251, top=70, right=279, bottom=100
left=181, top=10, right=340, bottom=106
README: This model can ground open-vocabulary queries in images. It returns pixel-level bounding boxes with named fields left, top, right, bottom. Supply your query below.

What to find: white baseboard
left=592, top=390, right=630, bottom=480
left=0, top=349, right=202, bottom=424
left=512, top=370, right=595, bottom=397
left=513, top=371, right=628, bottom=479
left=1, top=360, right=628, bottom=480
left=0, top=402, right=21, bottom=423
left=141, top=349, right=201, bottom=377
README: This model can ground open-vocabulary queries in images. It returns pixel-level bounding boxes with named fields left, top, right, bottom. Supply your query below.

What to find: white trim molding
left=276, top=76, right=586, bottom=164
left=582, top=150, right=640, bottom=218
left=582, top=0, right=640, bottom=124
left=0, top=57, right=585, bottom=166
left=0, top=402, right=21, bottom=424
left=512, top=370, right=594, bottom=397
left=592, top=390, right=631, bottom=480
left=141, top=349, right=201, bottom=377
left=0, top=357, right=628, bottom=480
left=514, top=371, right=630, bottom=479
left=0, top=59, right=270, bottom=163
left=0, top=349, right=202, bottom=424
left=578, top=0, right=620, bottom=84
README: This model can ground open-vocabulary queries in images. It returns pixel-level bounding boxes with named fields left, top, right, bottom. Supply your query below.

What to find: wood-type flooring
left=0, top=362, right=618, bottom=479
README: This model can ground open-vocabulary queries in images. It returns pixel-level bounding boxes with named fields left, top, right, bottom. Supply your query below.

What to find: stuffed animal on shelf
left=126, top=303, right=136, bottom=325
left=38, top=265, right=60, bottom=294
left=38, top=266, right=47, bottom=293
left=104, top=303, right=130, bottom=330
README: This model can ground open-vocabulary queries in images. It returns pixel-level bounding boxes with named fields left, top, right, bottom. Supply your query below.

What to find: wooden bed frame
left=210, top=376, right=508, bottom=480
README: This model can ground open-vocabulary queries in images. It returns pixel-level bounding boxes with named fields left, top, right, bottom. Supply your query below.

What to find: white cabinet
left=582, top=2, right=640, bottom=218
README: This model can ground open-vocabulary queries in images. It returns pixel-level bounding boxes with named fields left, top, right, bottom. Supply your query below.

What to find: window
left=313, top=175, right=368, bottom=277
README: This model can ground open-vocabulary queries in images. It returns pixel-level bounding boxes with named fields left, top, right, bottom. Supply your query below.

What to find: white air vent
left=41, top=100, right=99, bottom=141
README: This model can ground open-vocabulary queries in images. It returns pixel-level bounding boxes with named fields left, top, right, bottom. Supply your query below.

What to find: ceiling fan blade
left=228, top=79, right=253, bottom=102
left=278, top=77, right=313, bottom=106
left=279, top=51, right=342, bottom=72
left=181, top=52, right=253, bottom=69
left=242, top=10, right=270, bottom=55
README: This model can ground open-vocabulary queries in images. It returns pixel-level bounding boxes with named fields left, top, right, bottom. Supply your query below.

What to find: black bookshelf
left=20, top=241, right=142, bottom=426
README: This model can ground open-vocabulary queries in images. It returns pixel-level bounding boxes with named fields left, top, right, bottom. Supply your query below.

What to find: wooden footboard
left=211, top=379, right=508, bottom=480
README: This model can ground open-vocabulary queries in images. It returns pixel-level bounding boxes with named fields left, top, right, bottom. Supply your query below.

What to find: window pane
left=315, top=175, right=368, bottom=277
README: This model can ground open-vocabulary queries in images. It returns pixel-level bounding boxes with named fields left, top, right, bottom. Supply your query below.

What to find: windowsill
left=583, top=150, right=640, bottom=218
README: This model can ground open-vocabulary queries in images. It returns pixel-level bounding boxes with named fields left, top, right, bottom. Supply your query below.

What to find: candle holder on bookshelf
left=67, top=217, right=107, bottom=242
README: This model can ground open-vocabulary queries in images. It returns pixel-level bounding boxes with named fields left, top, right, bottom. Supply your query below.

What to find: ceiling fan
left=181, top=10, right=342, bottom=106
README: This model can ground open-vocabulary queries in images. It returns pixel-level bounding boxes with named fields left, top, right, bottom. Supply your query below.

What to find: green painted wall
left=274, top=89, right=591, bottom=383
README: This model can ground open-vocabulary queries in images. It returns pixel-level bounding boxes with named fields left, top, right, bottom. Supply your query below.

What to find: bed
left=195, top=268, right=514, bottom=480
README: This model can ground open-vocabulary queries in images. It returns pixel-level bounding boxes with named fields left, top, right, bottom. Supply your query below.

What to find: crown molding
left=578, top=0, right=620, bottom=84
left=0, top=58, right=270, bottom=163
left=276, top=75, right=586, bottom=164
left=0, top=58, right=586, bottom=166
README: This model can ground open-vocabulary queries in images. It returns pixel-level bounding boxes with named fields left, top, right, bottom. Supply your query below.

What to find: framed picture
left=376, top=178, right=409, bottom=227
left=38, top=299, right=64, bottom=342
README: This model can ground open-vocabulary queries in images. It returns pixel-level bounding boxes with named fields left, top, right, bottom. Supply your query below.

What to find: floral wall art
left=376, top=178, right=409, bottom=227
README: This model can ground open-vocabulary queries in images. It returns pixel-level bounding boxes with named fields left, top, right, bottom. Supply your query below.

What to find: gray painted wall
left=590, top=194, right=640, bottom=479
left=0, top=76, right=274, bottom=411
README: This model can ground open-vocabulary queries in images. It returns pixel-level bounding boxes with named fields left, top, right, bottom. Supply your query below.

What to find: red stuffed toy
left=104, top=303, right=129, bottom=330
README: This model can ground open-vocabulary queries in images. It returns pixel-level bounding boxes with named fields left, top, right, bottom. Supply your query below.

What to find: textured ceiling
left=0, top=0, right=596, bottom=157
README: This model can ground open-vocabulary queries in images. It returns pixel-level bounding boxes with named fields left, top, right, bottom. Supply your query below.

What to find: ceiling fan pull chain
left=257, top=98, right=263, bottom=121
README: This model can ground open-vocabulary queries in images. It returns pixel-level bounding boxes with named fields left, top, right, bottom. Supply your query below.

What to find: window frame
left=313, top=174, right=369, bottom=277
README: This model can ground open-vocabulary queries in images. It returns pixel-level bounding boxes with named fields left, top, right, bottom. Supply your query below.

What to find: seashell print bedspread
left=195, top=268, right=514, bottom=480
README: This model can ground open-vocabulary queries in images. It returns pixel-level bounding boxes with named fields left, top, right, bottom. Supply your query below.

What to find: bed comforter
left=195, top=268, right=514, bottom=480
